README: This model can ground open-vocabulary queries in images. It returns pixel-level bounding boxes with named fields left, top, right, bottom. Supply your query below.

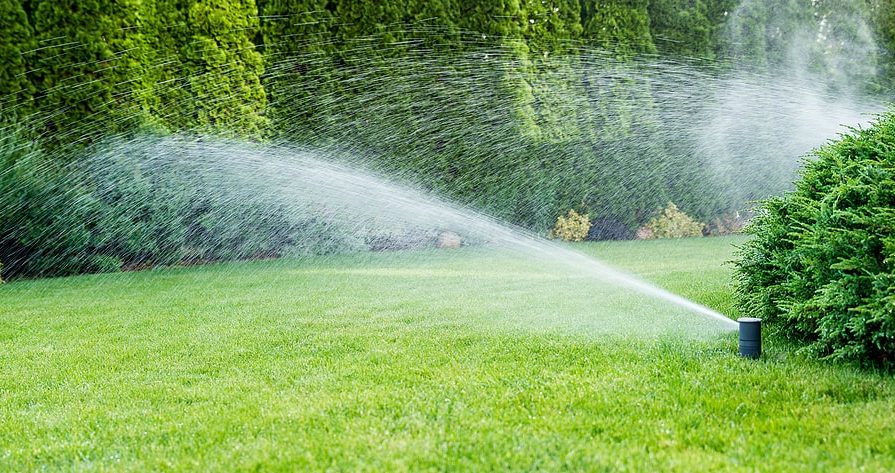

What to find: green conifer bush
left=735, top=113, right=895, bottom=366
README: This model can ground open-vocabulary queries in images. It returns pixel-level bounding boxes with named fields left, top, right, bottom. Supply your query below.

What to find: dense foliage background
left=2, top=0, right=895, bottom=279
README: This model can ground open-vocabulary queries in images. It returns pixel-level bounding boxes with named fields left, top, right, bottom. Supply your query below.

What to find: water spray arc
left=6, top=135, right=739, bottom=336
left=213, top=136, right=740, bottom=335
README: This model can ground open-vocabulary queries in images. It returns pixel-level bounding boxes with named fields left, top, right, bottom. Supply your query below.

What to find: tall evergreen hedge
left=648, top=0, right=737, bottom=59
left=258, top=0, right=333, bottom=134
left=581, top=0, right=656, bottom=56
left=180, top=0, right=268, bottom=136
left=29, top=0, right=155, bottom=146
left=142, top=0, right=194, bottom=133
left=0, top=0, right=35, bottom=121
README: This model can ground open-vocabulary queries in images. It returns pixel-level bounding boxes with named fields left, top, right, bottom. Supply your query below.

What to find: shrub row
left=0, top=135, right=359, bottom=279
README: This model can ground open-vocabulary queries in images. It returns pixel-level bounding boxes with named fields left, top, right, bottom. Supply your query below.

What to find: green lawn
left=1, top=236, right=893, bottom=471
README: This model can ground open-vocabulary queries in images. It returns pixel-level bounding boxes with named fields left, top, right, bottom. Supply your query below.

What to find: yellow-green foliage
left=551, top=209, right=590, bottom=241
left=644, top=202, right=704, bottom=239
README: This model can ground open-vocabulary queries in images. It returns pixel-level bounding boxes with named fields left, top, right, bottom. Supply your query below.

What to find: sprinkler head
left=737, top=317, right=762, bottom=359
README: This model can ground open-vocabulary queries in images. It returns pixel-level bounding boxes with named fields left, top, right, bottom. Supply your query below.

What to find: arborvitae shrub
left=0, top=0, right=35, bottom=120
left=0, top=132, right=381, bottom=279
left=181, top=0, right=268, bottom=136
left=641, top=202, right=704, bottom=239
left=0, top=131, right=98, bottom=278
left=29, top=0, right=155, bottom=145
left=735, top=113, right=895, bottom=367
left=551, top=209, right=590, bottom=241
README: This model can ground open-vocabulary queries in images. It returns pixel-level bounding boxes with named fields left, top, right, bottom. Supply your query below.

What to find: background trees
left=0, top=0, right=34, bottom=122
left=27, top=0, right=154, bottom=146
left=5, top=0, right=894, bottom=139
left=581, top=0, right=655, bottom=55
left=1, top=0, right=894, bottom=278
left=179, top=0, right=268, bottom=136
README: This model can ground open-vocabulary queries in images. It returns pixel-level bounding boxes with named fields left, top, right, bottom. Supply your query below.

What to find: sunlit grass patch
left=1, top=236, right=893, bottom=471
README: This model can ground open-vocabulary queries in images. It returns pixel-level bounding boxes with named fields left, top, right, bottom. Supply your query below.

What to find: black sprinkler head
left=738, top=317, right=762, bottom=359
